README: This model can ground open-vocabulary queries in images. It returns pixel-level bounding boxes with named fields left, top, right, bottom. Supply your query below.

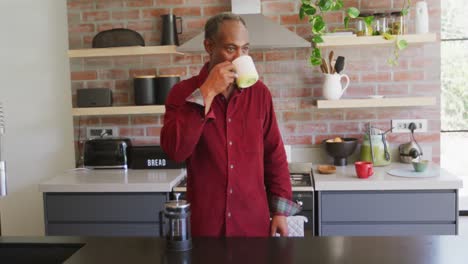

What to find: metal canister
left=155, top=75, right=180, bottom=105
left=134, top=75, right=156, bottom=105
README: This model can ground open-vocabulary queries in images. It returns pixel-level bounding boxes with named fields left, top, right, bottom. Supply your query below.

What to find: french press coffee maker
left=159, top=193, right=192, bottom=251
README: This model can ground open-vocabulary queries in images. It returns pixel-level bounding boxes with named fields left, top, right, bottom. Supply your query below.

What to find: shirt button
left=230, top=164, right=234, bottom=169
left=229, top=141, right=233, bottom=146
left=227, top=212, right=231, bottom=218
left=201, top=118, right=205, bottom=122
left=229, top=188, right=233, bottom=194
left=228, top=118, right=231, bottom=123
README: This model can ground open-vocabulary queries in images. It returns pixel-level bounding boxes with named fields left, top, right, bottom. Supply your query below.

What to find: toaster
left=83, top=138, right=132, bottom=169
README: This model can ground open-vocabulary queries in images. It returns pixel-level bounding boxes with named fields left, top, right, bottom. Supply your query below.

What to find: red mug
left=355, top=161, right=374, bottom=179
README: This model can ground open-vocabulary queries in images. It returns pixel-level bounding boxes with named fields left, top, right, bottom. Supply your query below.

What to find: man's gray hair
left=204, top=12, right=246, bottom=40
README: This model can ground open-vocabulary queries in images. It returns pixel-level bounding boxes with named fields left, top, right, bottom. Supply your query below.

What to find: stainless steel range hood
left=176, top=0, right=311, bottom=53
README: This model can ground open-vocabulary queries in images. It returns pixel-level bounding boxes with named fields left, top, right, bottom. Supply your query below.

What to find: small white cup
left=232, top=55, right=259, bottom=88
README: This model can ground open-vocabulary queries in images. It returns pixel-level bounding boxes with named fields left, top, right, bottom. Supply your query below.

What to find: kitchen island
left=1, top=235, right=468, bottom=264
left=313, top=163, right=463, bottom=236
left=39, top=169, right=186, bottom=237
left=38, top=163, right=463, bottom=237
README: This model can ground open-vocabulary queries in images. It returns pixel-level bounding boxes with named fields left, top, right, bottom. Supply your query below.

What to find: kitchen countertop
left=1, top=235, right=468, bottom=264
left=313, top=162, right=463, bottom=191
left=39, top=163, right=462, bottom=193
left=38, top=168, right=186, bottom=192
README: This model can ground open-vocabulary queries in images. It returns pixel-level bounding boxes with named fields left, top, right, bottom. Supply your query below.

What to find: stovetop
left=290, top=172, right=312, bottom=187
left=175, top=172, right=312, bottom=188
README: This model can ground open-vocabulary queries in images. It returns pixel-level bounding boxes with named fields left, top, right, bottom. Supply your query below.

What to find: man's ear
left=204, top=39, right=213, bottom=55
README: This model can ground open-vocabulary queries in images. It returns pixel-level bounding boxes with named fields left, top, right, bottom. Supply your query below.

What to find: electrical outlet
left=86, top=126, right=118, bottom=139
left=391, top=119, right=428, bottom=133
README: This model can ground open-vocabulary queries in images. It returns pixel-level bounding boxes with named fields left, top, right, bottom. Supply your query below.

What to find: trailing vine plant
left=299, top=0, right=412, bottom=67
left=299, top=0, right=359, bottom=66
left=384, top=0, right=411, bottom=66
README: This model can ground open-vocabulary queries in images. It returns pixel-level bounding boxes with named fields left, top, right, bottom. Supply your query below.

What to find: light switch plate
left=86, top=126, right=118, bottom=139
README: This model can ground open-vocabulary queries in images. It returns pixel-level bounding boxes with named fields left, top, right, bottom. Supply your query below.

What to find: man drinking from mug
left=161, top=12, right=300, bottom=237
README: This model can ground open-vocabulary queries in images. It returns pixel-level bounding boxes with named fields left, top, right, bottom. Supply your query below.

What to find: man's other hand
left=270, top=215, right=288, bottom=237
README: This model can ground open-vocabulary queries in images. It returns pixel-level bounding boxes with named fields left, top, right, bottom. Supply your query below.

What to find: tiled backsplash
left=68, top=0, right=441, bottom=163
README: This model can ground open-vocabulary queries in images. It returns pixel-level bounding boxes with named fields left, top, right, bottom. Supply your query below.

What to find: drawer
left=292, top=192, right=313, bottom=211
left=320, top=191, right=456, bottom=222
left=320, top=223, right=456, bottom=236
left=47, top=223, right=160, bottom=237
left=45, top=193, right=166, bottom=222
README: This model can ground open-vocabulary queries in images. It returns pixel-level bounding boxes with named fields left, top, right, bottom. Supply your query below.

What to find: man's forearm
left=200, top=84, right=216, bottom=115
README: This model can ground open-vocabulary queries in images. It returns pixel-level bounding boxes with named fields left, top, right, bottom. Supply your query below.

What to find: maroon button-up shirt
left=161, top=63, right=292, bottom=237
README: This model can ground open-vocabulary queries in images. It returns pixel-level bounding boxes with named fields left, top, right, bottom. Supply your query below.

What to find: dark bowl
left=323, top=138, right=358, bottom=166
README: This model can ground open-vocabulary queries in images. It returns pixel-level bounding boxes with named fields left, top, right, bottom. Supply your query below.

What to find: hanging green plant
left=383, top=0, right=411, bottom=66
left=299, top=0, right=359, bottom=66
left=299, top=0, right=412, bottom=67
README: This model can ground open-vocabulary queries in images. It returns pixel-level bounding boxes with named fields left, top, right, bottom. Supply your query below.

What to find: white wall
left=0, top=0, right=74, bottom=235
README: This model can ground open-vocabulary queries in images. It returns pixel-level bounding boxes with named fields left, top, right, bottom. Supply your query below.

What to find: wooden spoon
left=321, top=58, right=329, bottom=74
left=329, top=50, right=334, bottom=74
left=320, top=63, right=327, bottom=74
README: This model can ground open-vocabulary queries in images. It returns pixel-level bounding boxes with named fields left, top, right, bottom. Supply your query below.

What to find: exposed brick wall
left=69, top=0, right=441, bottom=163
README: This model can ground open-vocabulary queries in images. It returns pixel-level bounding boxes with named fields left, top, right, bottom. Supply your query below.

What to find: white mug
left=232, top=55, right=259, bottom=88
left=322, top=73, right=350, bottom=100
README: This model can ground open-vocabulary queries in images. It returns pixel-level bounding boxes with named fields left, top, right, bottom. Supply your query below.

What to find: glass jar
left=373, top=13, right=389, bottom=35
left=384, top=12, right=393, bottom=34
left=390, top=11, right=407, bottom=35
left=360, top=134, right=392, bottom=167
left=356, top=13, right=374, bottom=36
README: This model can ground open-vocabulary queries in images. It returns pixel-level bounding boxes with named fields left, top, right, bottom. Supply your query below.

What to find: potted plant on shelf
left=299, top=0, right=360, bottom=66
left=298, top=0, right=411, bottom=66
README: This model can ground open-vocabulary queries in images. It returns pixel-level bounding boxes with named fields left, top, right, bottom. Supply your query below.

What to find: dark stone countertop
left=1, top=235, right=468, bottom=264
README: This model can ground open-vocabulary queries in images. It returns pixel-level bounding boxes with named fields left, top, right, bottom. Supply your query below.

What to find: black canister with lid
left=155, top=75, right=180, bottom=105
left=134, top=75, right=156, bottom=105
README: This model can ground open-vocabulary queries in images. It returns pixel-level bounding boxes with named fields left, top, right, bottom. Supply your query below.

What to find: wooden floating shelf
left=317, top=33, right=437, bottom=47
left=72, top=105, right=165, bottom=116
left=68, top=45, right=182, bottom=58
left=315, top=96, right=436, bottom=109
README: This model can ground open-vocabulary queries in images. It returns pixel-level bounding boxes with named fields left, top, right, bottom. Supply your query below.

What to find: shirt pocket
left=242, top=117, right=263, bottom=153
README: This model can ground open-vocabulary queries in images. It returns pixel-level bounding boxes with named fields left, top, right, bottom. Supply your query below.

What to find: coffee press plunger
left=159, top=193, right=192, bottom=251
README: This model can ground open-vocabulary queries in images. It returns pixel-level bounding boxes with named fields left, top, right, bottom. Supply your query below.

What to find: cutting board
left=387, top=168, right=438, bottom=178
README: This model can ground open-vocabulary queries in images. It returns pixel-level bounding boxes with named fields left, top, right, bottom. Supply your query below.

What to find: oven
left=290, top=173, right=314, bottom=235
left=173, top=172, right=315, bottom=235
